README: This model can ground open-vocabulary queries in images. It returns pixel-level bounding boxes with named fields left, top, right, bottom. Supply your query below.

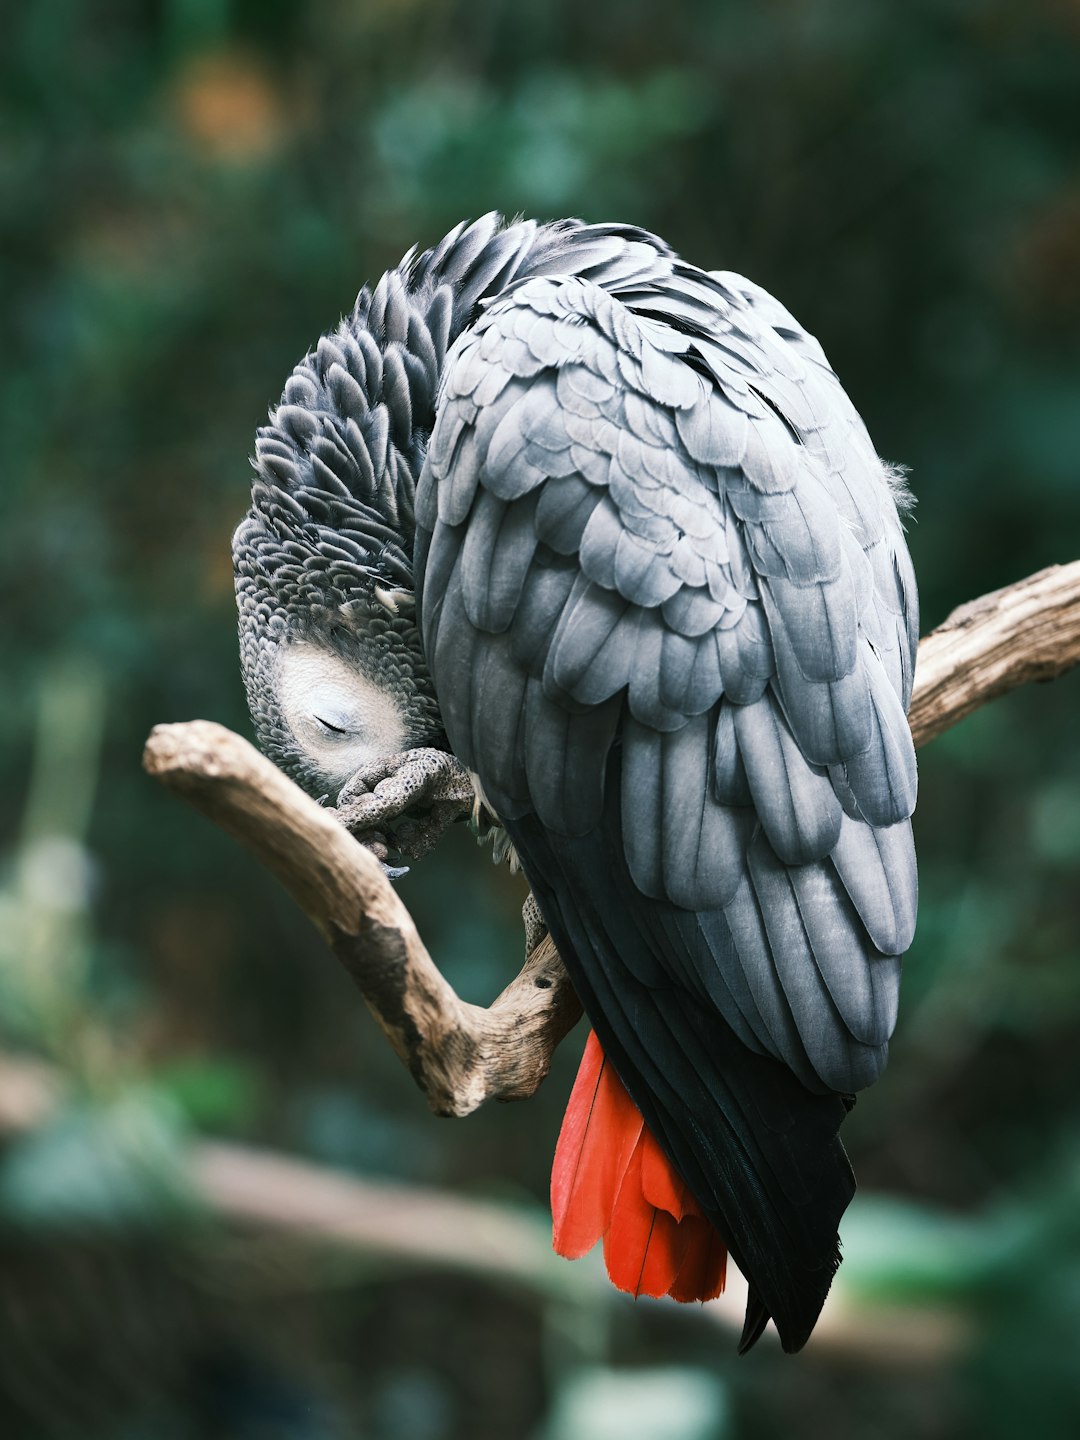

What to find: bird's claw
left=352, top=828, right=411, bottom=881
left=334, top=748, right=475, bottom=862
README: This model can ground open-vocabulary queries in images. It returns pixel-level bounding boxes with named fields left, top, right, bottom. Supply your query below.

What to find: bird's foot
left=335, top=748, right=475, bottom=865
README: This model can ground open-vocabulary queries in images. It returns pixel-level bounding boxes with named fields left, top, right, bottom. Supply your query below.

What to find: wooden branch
left=908, top=560, right=1080, bottom=745
left=143, top=721, right=581, bottom=1117
left=0, top=1049, right=587, bottom=1296
left=0, top=1049, right=967, bottom=1360
left=144, top=560, right=1080, bottom=1116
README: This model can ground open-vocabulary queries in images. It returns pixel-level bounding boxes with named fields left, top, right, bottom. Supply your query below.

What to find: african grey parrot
left=233, top=213, right=918, bottom=1353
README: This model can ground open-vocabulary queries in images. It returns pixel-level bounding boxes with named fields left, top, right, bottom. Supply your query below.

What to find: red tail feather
left=551, top=1031, right=727, bottom=1302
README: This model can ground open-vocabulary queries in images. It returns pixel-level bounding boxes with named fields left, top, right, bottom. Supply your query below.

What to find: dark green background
left=3, top=1, right=1080, bottom=1436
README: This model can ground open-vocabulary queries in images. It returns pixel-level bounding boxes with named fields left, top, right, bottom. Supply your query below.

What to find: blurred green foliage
left=2, top=0, right=1080, bottom=1436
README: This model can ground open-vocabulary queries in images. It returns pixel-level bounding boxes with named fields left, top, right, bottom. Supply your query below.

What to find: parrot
left=232, top=213, right=918, bottom=1353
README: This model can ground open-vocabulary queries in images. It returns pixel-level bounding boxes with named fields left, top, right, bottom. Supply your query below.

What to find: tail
left=552, top=1031, right=727, bottom=1303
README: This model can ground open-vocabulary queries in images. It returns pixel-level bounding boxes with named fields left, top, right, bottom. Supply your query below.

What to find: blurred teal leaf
left=148, top=1056, right=261, bottom=1130
left=0, top=1090, right=194, bottom=1227
left=537, top=1367, right=728, bottom=1440
left=841, top=1194, right=1010, bottom=1301
left=1030, top=777, right=1080, bottom=864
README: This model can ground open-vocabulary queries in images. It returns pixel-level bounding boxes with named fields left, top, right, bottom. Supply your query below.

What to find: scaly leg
left=521, top=890, right=549, bottom=956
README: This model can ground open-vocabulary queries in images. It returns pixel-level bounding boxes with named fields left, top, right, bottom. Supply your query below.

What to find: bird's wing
left=416, top=270, right=917, bottom=1088
left=412, top=270, right=918, bottom=1348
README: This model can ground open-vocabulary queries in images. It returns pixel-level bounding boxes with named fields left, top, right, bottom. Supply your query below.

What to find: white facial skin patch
left=275, top=641, right=408, bottom=791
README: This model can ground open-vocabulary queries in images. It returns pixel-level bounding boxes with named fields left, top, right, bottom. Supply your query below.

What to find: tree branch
left=0, top=1049, right=967, bottom=1360
left=908, top=560, right=1080, bottom=745
left=143, top=560, right=1080, bottom=1114
left=142, top=721, right=581, bottom=1117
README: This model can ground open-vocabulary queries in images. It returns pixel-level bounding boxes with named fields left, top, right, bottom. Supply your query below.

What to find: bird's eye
left=314, top=715, right=349, bottom=736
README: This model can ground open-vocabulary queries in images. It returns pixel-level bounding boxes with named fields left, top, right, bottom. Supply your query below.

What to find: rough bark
left=143, top=560, right=1080, bottom=1115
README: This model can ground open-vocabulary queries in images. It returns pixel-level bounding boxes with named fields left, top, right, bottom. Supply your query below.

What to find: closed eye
left=275, top=641, right=407, bottom=784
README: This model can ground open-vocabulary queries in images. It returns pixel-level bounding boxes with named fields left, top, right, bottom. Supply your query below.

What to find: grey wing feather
left=459, top=488, right=540, bottom=633
left=733, top=693, right=842, bottom=865
left=747, top=831, right=885, bottom=1093
left=415, top=269, right=918, bottom=1094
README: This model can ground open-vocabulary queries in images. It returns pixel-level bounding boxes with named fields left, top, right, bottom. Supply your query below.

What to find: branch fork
left=142, top=722, right=579, bottom=1116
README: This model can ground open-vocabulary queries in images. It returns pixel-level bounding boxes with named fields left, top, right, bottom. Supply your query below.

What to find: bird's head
left=232, top=311, right=444, bottom=800
left=233, top=213, right=551, bottom=801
